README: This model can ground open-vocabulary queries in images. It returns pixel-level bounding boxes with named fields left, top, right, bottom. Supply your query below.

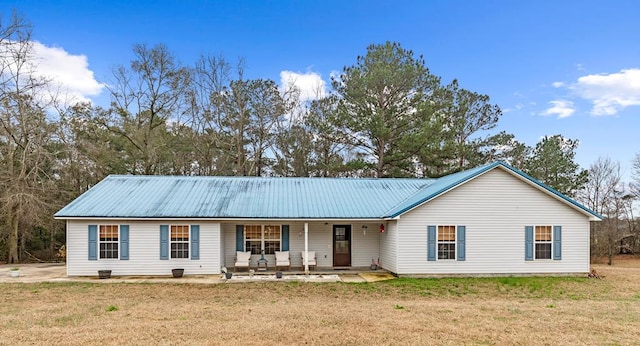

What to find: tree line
left=1, top=12, right=637, bottom=263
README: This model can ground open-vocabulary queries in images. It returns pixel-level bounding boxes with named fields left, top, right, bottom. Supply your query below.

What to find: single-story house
left=54, top=161, right=601, bottom=277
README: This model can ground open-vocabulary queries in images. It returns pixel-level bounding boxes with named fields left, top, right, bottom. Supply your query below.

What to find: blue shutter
left=457, top=226, right=466, bottom=261
left=427, top=225, right=436, bottom=261
left=236, top=225, right=244, bottom=251
left=120, top=225, right=129, bottom=260
left=525, top=226, right=534, bottom=261
left=191, top=225, right=200, bottom=260
left=88, top=225, right=97, bottom=260
left=160, top=225, right=169, bottom=260
left=281, top=225, right=290, bottom=251
left=553, top=226, right=562, bottom=260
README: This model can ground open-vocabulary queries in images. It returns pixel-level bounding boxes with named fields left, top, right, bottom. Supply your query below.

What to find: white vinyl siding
left=66, top=220, right=221, bottom=276
left=395, top=167, right=590, bottom=275
left=379, top=221, right=398, bottom=273
left=350, top=223, right=381, bottom=268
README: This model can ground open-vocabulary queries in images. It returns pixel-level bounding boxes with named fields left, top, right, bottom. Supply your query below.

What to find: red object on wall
left=379, top=224, right=385, bottom=233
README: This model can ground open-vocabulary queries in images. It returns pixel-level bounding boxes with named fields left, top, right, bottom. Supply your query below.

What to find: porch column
left=304, top=222, right=309, bottom=274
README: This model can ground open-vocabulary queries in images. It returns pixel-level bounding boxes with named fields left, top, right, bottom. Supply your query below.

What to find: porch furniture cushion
left=235, top=251, right=251, bottom=271
left=275, top=251, right=290, bottom=270
left=301, top=251, right=317, bottom=270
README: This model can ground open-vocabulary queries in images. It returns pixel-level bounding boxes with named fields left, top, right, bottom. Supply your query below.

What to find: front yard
left=1, top=257, right=639, bottom=345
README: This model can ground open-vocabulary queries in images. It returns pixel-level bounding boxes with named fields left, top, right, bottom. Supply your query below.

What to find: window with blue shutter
left=525, top=226, right=534, bottom=261
left=120, top=225, right=129, bottom=260
left=88, top=225, right=97, bottom=260
left=191, top=225, right=200, bottom=260
left=553, top=226, right=562, bottom=260
left=457, top=226, right=466, bottom=261
left=427, top=225, right=436, bottom=261
left=160, top=225, right=169, bottom=260
left=236, top=225, right=244, bottom=251
left=281, top=225, right=290, bottom=251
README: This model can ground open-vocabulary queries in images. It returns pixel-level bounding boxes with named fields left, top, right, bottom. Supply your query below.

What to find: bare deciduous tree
left=0, top=12, right=58, bottom=263
left=579, top=157, right=632, bottom=265
left=103, top=44, right=191, bottom=175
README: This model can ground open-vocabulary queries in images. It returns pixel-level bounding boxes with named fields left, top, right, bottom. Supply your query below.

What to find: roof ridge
left=105, top=174, right=427, bottom=181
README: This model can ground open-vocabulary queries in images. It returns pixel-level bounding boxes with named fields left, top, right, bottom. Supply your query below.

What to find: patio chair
left=234, top=251, right=252, bottom=272
left=300, top=251, right=317, bottom=270
left=275, top=251, right=290, bottom=271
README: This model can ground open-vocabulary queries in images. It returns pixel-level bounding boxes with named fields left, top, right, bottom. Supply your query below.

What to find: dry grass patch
left=1, top=259, right=640, bottom=345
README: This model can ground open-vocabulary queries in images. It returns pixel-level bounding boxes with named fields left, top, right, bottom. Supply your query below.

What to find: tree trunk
left=8, top=205, right=20, bottom=264
left=607, top=221, right=614, bottom=266
left=236, top=128, right=245, bottom=176
left=376, top=139, right=385, bottom=178
left=50, top=226, right=55, bottom=260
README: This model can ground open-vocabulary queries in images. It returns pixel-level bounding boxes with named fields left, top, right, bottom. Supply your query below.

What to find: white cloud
left=31, top=41, right=104, bottom=104
left=541, top=100, right=575, bottom=118
left=552, top=81, right=565, bottom=88
left=502, top=103, right=524, bottom=113
left=571, top=68, right=640, bottom=116
left=280, top=70, right=327, bottom=103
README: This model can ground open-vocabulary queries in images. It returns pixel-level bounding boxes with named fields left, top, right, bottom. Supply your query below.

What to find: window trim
left=534, top=225, right=553, bottom=260
left=170, top=224, right=190, bottom=259
left=244, top=224, right=282, bottom=255
left=437, top=225, right=457, bottom=260
left=98, top=224, right=119, bottom=260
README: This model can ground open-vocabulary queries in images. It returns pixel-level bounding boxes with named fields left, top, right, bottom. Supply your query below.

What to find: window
left=535, top=225, right=552, bottom=259
left=244, top=225, right=281, bottom=255
left=171, top=225, right=189, bottom=259
left=428, top=225, right=465, bottom=262
left=245, top=225, right=262, bottom=255
left=99, top=225, right=119, bottom=259
left=437, top=225, right=456, bottom=260
left=264, top=225, right=281, bottom=254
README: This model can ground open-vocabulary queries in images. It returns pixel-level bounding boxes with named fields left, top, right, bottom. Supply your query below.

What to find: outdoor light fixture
left=362, top=225, right=368, bottom=235
left=379, top=224, right=385, bottom=233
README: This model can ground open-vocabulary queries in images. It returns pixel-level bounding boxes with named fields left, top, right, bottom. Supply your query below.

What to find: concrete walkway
left=0, top=263, right=395, bottom=284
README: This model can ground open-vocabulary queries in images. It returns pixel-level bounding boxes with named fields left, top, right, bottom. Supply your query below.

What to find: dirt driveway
left=0, top=263, right=67, bottom=283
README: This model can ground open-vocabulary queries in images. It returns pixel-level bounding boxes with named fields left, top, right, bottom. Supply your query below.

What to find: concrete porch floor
left=229, top=266, right=388, bottom=275
left=226, top=267, right=395, bottom=283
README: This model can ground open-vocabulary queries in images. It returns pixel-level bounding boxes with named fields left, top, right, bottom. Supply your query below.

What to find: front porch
left=222, top=221, right=390, bottom=273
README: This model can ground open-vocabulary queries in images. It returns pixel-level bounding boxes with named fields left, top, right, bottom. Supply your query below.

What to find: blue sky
left=4, top=0, right=639, bottom=177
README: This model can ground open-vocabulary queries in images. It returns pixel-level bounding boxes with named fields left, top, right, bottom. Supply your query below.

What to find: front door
left=333, top=225, right=351, bottom=267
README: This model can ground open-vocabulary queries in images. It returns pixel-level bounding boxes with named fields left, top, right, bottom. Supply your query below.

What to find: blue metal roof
left=54, top=175, right=436, bottom=219
left=54, top=161, right=601, bottom=220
